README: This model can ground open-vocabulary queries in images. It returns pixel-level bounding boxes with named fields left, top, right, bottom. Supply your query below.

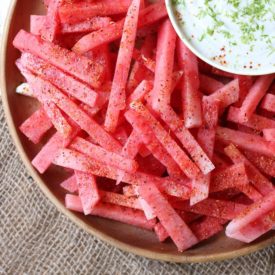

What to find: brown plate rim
left=1, top=0, right=275, bottom=263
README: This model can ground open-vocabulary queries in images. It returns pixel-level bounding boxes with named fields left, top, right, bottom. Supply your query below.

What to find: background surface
left=0, top=1, right=275, bottom=274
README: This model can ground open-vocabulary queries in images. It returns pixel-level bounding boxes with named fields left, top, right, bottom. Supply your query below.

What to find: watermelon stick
left=53, top=148, right=191, bottom=199
left=238, top=75, right=274, bottom=122
left=190, top=97, right=219, bottom=205
left=178, top=40, right=202, bottom=128
left=138, top=181, right=198, bottom=252
left=13, top=30, right=105, bottom=88
left=20, top=53, right=98, bottom=108
left=65, top=195, right=156, bottom=230
left=72, top=2, right=167, bottom=53
left=19, top=108, right=52, bottom=144
left=126, top=104, right=200, bottom=179
left=151, top=19, right=176, bottom=111
left=104, top=0, right=141, bottom=133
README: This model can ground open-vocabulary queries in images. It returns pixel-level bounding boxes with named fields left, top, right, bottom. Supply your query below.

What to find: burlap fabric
left=0, top=99, right=274, bottom=274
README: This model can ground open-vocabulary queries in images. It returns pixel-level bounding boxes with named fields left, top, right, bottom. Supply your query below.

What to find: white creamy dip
left=169, top=0, right=275, bottom=74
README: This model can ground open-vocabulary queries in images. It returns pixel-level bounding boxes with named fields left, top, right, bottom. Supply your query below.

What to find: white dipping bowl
left=165, top=0, right=275, bottom=76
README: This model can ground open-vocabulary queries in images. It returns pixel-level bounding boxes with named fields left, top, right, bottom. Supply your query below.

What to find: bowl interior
left=1, top=0, right=275, bottom=263
left=165, top=0, right=275, bottom=76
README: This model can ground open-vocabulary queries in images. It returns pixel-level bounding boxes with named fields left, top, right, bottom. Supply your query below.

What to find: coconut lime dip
left=169, top=0, right=275, bottom=74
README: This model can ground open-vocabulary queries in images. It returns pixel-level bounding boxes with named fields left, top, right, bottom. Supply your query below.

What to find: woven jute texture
left=0, top=99, right=274, bottom=274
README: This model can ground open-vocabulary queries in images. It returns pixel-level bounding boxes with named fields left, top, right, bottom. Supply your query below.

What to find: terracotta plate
left=1, top=0, right=274, bottom=263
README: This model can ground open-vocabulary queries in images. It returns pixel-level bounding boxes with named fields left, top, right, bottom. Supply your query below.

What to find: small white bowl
left=166, top=0, right=275, bottom=76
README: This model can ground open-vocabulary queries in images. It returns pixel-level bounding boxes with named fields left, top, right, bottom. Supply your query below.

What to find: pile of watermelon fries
left=13, top=0, right=275, bottom=252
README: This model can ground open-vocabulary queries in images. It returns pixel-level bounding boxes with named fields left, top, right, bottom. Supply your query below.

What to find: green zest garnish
left=172, top=0, right=274, bottom=51
left=172, top=0, right=185, bottom=6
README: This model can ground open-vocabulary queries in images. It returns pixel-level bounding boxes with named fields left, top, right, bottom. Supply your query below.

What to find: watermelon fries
left=13, top=0, right=275, bottom=252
